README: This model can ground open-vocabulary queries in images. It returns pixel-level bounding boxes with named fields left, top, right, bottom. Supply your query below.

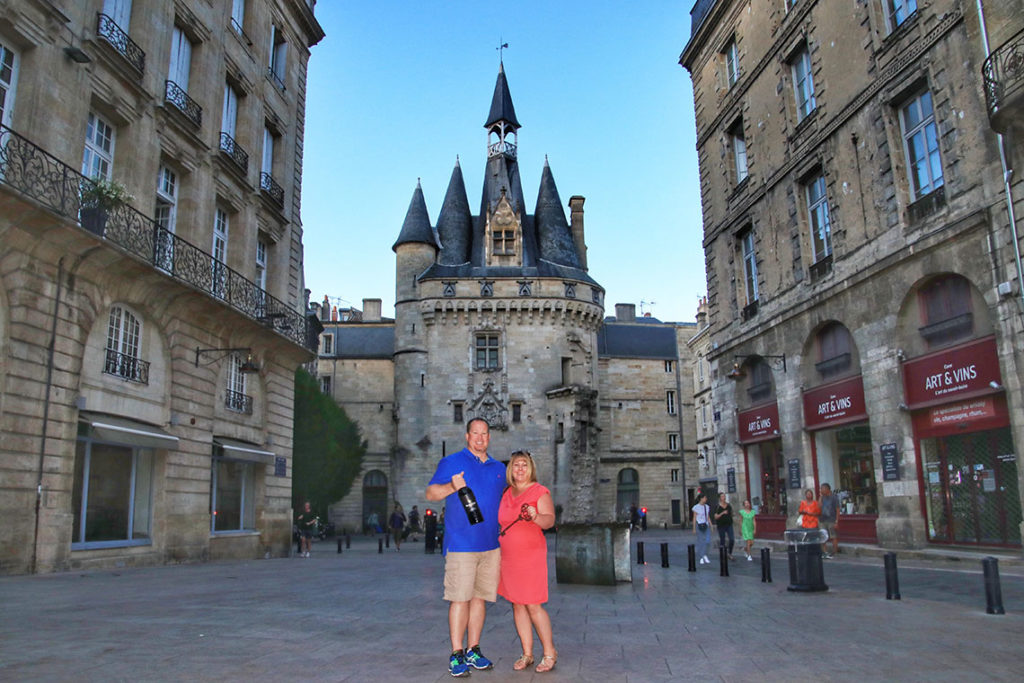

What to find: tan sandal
left=535, top=653, right=557, bottom=673
left=513, top=654, right=534, bottom=671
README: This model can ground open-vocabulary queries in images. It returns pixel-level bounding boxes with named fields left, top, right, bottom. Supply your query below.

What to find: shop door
left=926, top=428, right=1020, bottom=546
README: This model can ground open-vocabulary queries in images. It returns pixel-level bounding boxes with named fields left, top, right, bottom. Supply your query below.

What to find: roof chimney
left=569, top=196, right=587, bottom=270
left=614, top=303, right=636, bottom=322
left=363, top=298, right=382, bottom=322
left=321, top=295, right=330, bottom=321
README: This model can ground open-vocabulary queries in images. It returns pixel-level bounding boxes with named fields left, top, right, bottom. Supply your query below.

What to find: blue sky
left=301, top=2, right=705, bottom=323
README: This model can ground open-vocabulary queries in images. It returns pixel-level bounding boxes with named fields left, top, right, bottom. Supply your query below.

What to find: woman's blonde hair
left=506, top=450, right=537, bottom=487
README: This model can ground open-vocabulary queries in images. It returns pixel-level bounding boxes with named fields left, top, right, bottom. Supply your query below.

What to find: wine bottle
left=458, top=485, right=484, bottom=525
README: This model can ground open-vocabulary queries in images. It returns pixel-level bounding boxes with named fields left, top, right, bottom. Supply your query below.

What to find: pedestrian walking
left=389, top=502, right=406, bottom=551
left=798, top=489, right=820, bottom=529
left=739, top=500, right=757, bottom=561
left=819, top=483, right=840, bottom=558
left=692, top=493, right=712, bottom=565
left=296, top=501, right=316, bottom=558
left=714, top=493, right=735, bottom=560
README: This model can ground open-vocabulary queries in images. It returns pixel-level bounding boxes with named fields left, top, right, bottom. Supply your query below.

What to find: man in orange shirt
left=798, top=488, right=820, bottom=529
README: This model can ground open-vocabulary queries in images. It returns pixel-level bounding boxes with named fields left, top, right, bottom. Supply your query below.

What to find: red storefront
left=802, top=375, right=878, bottom=543
left=738, top=402, right=787, bottom=537
left=903, top=336, right=1021, bottom=547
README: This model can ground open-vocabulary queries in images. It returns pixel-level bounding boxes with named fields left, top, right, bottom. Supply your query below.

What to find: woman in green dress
left=740, top=500, right=757, bottom=561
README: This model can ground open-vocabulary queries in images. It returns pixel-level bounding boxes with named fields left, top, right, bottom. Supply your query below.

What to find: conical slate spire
left=392, top=180, right=438, bottom=251
left=534, top=158, right=580, bottom=268
left=485, top=62, right=520, bottom=130
left=436, top=158, right=472, bottom=265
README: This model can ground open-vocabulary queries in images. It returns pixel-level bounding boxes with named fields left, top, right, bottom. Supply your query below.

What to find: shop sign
left=727, top=468, right=736, bottom=493
left=787, top=458, right=801, bottom=489
left=737, top=403, right=780, bottom=443
left=880, top=442, right=900, bottom=481
left=274, top=456, right=287, bottom=477
left=902, top=337, right=1001, bottom=408
left=928, top=397, right=996, bottom=427
left=802, top=376, right=867, bottom=430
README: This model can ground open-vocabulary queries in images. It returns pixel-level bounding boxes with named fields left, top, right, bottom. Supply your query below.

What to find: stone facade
left=681, top=0, right=1024, bottom=550
left=0, top=0, right=323, bottom=574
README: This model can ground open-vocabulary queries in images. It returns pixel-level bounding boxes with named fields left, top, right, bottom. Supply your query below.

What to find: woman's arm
left=526, top=492, right=556, bottom=530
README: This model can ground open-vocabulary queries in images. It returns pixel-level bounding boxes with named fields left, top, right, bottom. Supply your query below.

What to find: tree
left=292, top=368, right=366, bottom=520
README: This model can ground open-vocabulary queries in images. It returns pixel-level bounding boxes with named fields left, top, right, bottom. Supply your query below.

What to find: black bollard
left=983, top=557, right=1006, bottom=615
left=661, top=543, right=670, bottom=568
left=296, top=535, right=302, bottom=556
left=378, top=538, right=383, bottom=554
left=337, top=537, right=343, bottom=554
left=637, top=541, right=646, bottom=565
left=884, top=552, right=901, bottom=600
left=687, top=544, right=697, bottom=572
left=385, top=533, right=390, bottom=548
left=346, top=534, right=351, bottom=549
left=761, top=547, right=772, bottom=583
left=719, top=545, right=730, bottom=577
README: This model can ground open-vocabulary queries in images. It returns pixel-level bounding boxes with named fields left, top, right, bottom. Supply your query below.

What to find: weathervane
left=497, top=39, right=508, bottom=62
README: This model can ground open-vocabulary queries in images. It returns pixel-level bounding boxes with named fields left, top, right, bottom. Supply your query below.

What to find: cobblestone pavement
left=1, top=530, right=1022, bottom=682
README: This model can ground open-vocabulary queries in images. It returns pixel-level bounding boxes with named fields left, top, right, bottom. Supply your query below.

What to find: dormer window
left=493, top=229, right=515, bottom=254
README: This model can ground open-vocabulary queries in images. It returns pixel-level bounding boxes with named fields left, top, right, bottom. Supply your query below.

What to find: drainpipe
left=976, top=0, right=1024, bottom=315
left=31, top=258, right=65, bottom=574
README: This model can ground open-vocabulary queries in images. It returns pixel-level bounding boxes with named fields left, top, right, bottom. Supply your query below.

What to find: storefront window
left=72, top=439, right=154, bottom=548
left=211, top=458, right=256, bottom=533
left=748, top=441, right=785, bottom=514
left=815, top=425, right=877, bottom=515
left=922, top=427, right=1020, bottom=545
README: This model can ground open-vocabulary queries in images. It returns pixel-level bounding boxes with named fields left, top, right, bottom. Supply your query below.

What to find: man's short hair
left=821, top=483, right=832, bottom=491
left=466, top=417, right=490, bottom=434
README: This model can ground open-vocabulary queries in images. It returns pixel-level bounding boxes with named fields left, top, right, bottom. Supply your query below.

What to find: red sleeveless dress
left=497, top=483, right=550, bottom=605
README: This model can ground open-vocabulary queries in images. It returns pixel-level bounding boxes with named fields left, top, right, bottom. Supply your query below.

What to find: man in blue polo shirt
left=426, top=417, right=506, bottom=677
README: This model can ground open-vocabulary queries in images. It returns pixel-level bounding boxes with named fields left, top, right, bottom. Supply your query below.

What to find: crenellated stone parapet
left=419, top=296, right=604, bottom=330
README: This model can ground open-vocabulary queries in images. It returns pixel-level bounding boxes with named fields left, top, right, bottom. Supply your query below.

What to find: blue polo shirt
left=430, top=448, right=506, bottom=553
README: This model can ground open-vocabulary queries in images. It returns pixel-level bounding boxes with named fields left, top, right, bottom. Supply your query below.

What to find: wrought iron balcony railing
left=164, top=80, right=202, bottom=128
left=230, top=17, right=253, bottom=46
left=983, top=28, right=1024, bottom=134
left=267, top=66, right=285, bottom=91
left=219, top=132, right=249, bottom=174
left=103, top=348, right=150, bottom=384
left=96, top=13, right=145, bottom=74
left=0, top=124, right=310, bottom=349
left=260, top=172, right=285, bottom=208
left=225, top=389, right=254, bottom=415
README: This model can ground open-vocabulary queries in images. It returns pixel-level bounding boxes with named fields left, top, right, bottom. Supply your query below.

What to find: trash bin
left=785, top=528, right=829, bottom=592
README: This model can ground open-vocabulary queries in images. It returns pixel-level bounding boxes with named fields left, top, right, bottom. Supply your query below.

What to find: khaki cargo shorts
left=443, top=549, right=500, bottom=603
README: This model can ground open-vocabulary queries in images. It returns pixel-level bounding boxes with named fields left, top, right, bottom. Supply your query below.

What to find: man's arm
left=425, top=472, right=465, bottom=501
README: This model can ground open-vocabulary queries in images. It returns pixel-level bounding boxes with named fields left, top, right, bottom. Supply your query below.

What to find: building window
left=321, top=334, right=333, bottom=355
left=805, top=173, right=832, bottom=263
left=815, top=322, right=853, bottom=379
left=104, top=305, right=147, bottom=384
left=747, top=361, right=774, bottom=403
left=740, top=228, right=759, bottom=305
left=729, top=120, right=748, bottom=184
left=225, top=353, right=252, bottom=414
left=211, top=456, right=256, bottom=532
left=256, top=239, right=267, bottom=291
left=168, top=26, right=192, bottom=92
left=154, top=165, right=177, bottom=271
left=319, top=375, right=332, bottom=395
left=669, top=433, right=679, bottom=451
left=886, top=0, right=917, bottom=30
left=666, top=390, right=677, bottom=415
left=701, top=402, right=708, bottom=430
left=212, top=208, right=229, bottom=298
left=453, top=402, right=464, bottom=423
left=82, top=112, right=116, bottom=180
left=268, top=25, right=287, bottom=90
left=72, top=436, right=154, bottom=548
left=512, top=403, right=522, bottom=423
left=475, top=333, right=500, bottom=370
left=493, top=230, right=515, bottom=255
left=698, top=355, right=705, bottom=383
left=671, top=468, right=680, bottom=482
left=230, top=0, right=247, bottom=36
left=919, top=275, right=973, bottom=346
left=900, top=91, right=943, bottom=202
left=0, top=40, right=17, bottom=128
left=723, top=38, right=739, bottom=87
left=790, top=47, right=816, bottom=121
left=665, top=360, right=674, bottom=373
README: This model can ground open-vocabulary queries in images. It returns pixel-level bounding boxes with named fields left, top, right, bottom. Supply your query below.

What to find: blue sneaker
left=465, top=646, right=493, bottom=670
left=449, top=650, right=470, bottom=677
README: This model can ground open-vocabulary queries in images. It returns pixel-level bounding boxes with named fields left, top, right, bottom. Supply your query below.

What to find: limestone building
left=0, top=0, right=323, bottom=574
left=317, top=66, right=697, bottom=530
left=680, top=0, right=1024, bottom=550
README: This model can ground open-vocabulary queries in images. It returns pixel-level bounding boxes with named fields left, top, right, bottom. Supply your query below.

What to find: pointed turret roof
left=392, top=180, right=438, bottom=251
left=436, top=158, right=472, bottom=265
left=534, top=158, right=581, bottom=268
left=484, top=62, right=520, bottom=129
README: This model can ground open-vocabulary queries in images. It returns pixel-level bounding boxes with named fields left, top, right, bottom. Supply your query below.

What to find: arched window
left=362, top=470, right=388, bottom=533
left=919, top=275, right=972, bottom=346
left=747, top=359, right=774, bottom=403
left=815, top=322, right=852, bottom=380
left=104, top=306, right=147, bottom=384
left=616, top=468, right=639, bottom=521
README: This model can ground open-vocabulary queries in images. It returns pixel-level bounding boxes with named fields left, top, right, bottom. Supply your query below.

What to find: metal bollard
left=884, top=552, right=901, bottom=600
left=719, top=545, right=730, bottom=577
left=983, top=557, right=1006, bottom=615
left=760, top=547, right=772, bottom=583
left=661, top=543, right=669, bottom=568
left=687, top=544, right=697, bottom=572
left=296, top=535, right=302, bottom=556
left=337, top=537, right=343, bottom=554
left=385, top=534, right=390, bottom=548
left=637, top=541, right=646, bottom=565
left=346, top=534, right=351, bottom=549
left=378, top=538, right=383, bottom=554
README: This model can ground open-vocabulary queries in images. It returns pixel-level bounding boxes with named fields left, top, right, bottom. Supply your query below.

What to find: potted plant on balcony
left=80, top=176, right=133, bottom=236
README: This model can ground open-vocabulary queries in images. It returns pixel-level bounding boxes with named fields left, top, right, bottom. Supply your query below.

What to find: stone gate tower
left=390, top=63, right=605, bottom=518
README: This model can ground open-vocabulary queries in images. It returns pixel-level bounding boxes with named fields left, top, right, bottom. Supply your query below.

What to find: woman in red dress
left=497, top=451, right=557, bottom=673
